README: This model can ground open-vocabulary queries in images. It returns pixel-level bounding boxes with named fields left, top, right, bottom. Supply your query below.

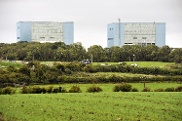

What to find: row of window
left=133, top=37, right=147, bottom=39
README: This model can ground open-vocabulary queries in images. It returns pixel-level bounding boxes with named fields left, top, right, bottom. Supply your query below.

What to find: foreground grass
left=0, top=92, right=182, bottom=121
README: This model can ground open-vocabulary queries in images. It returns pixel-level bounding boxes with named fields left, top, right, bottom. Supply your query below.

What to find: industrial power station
left=17, top=21, right=74, bottom=45
left=107, top=21, right=165, bottom=47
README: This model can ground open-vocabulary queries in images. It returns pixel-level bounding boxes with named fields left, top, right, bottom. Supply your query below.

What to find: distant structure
left=107, top=22, right=165, bottom=47
left=17, top=21, right=74, bottom=45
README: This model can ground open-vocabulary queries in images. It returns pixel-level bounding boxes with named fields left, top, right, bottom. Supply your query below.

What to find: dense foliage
left=0, top=61, right=182, bottom=87
left=0, top=42, right=182, bottom=63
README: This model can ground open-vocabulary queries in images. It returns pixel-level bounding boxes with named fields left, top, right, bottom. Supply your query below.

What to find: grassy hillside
left=0, top=92, right=182, bottom=121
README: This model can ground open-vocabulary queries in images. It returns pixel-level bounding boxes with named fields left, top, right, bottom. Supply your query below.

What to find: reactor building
left=17, top=21, right=74, bottom=45
left=107, top=21, right=165, bottom=47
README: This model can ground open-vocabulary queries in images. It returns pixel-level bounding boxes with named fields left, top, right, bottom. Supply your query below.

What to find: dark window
left=133, top=37, right=137, bottom=39
left=108, top=38, right=114, bottom=40
left=142, top=37, right=147, bottom=39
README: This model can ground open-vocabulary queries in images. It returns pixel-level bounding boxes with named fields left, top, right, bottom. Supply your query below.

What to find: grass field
left=93, top=61, right=175, bottom=68
left=13, top=83, right=182, bottom=93
left=0, top=61, right=23, bottom=69
left=0, top=61, right=177, bottom=70
left=53, top=83, right=182, bottom=92
left=0, top=92, right=182, bottom=121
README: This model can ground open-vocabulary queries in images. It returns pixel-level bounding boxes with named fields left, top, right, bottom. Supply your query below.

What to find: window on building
left=40, top=37, right=45, bottom=39
left=17, top=37, right=20, bottom=39
left=133, top=37, right=137, bottom=39
left=142, top=37, right=147, bottom=39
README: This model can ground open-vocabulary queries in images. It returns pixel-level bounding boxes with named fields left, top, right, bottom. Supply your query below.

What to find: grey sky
left=0, top=0, right=182, bottom=48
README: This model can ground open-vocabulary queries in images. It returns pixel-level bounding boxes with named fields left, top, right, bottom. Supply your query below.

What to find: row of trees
left=0, top=61, right=182, bottom=87
left=0, top=41, right=182, bottom=63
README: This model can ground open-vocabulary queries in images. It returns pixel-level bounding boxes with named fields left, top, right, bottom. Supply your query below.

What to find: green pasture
left=0, top=92, right=182, bottom=121
left=93, top=61, right=175, bottom=68
left=54, top=83, right=182, bottom=92
left=13, top=83, right=182, bottom=94
left=93, top=72, right=165, bottom=77
left=0, top=61, right=22, bottom=69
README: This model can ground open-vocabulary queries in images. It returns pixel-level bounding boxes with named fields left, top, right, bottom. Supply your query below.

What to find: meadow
left=1, top=83, right=182, bottom=121
left=92, top=61, right=175, bottom=68
left=0, top=61, right=182, bottom=121
left=0, top=92, right=182, bottom=121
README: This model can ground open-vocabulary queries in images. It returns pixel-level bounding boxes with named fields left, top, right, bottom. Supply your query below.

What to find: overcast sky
left=0, top=0, right=182, bottom=48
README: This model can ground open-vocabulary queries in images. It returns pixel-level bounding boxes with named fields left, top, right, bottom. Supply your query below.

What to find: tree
left=87, top=45, right=106, bottom=62
left=169, top=48, right=182, bottom=63
left=156, top=46, right=171, bottom=62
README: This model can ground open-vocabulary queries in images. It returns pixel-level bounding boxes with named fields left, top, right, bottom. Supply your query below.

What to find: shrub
left=52, top=88, right=59, bottom=93
left=142, top=87, right=151, bottom=92
left=21, top=86, right=30, bottom=94
left=64, top=68, right=72, bottom=75
left=1, top=87, right=15, bottom=94
left=113, top=83, right=132, bottom=92
left=120, top=83, right=132, bottom=92
left=58, top=86, right=62, bottom=92
left=165, top=87, right=175, bottom=92
left=87, top=85, right=103, bottom=93
left=69, top=85, right=81, bottom=93
left=60, top=88, right=67, bottom=93
left=175, top=86, right=182, bottom=92
left=154, top=88, right=164, bottom=92
left=31, top=86, right=42, bottom=94
left=131, top=88, right=138, bottom=92
left=46, top=86, right=53, bottom=93
left=113, top=85, right=121, bottom=92
left=42, top=87, right=47, bottom=94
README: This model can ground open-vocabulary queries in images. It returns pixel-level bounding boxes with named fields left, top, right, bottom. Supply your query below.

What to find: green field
left=1, top=83, right=182, bottom=121
left=0, top=61, right=23, bottom=69
left=93, top=61, right=175, bottom=68
left=0, top=61, right=178, bottom=70
left=13, top=83, right=182, bottom=93
left=0, top=92, right=182, bottom=121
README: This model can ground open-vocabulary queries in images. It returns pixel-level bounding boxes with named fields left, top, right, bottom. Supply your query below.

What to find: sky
left=0, top=0, right=182, bottom=48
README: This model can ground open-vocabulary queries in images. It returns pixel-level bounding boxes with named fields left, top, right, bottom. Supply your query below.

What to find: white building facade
left=17, top=21, right=74, bottom=45
left=107, top=22, right=165, bottom=47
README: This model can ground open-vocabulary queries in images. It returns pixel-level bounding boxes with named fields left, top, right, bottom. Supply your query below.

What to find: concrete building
left=17, top=21, right=74, bottom=45
left=107, top=22, right=165, bottom=47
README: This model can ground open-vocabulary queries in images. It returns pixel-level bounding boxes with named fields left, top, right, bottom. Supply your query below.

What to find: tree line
left=0, top=41, right=182, bottom=63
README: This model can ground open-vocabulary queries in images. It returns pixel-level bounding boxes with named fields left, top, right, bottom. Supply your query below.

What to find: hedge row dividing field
left=0, top=92, right=182, bottom=121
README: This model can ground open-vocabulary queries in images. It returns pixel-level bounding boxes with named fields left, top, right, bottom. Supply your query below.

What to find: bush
left=42, top=87, right=47, bottom=94
left=1, top=87, right=15, bottom=94
left=21, top=86, right=30, bottom=94
left=142, top=87, right=151, bottom=92
left=31, top=86, right=42, bottom=94
left=46, top=86, right=53, bottom=93
left=52, top=88, right=59, bottom=93
left=60, top=88, right=67, bottom=93
left=175, top=86, right=182, bottom=92
left=131, top=88, right=138, bottom=92
left=154, top=88, right=164, bottom=92
left=69, top=85, right=81, bottom=93
left=87, top=85, right=103, bottom=93
left=165, top=87, right=175, bottom=92
left=113, top=85, right=121, bottom=92
left=113, top=83, right=132, bottom=92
